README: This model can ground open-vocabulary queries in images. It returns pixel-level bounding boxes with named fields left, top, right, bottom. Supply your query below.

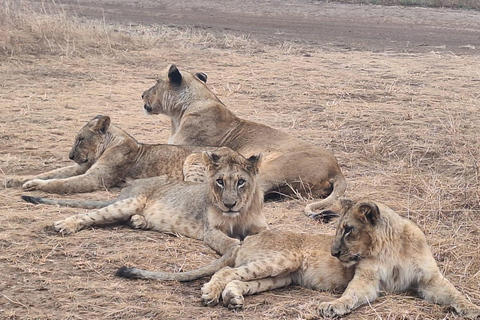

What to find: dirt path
left=37, top=0, right=480, bottom=54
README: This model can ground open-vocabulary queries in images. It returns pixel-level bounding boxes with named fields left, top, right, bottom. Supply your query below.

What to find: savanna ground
left=1, top=1, right=480, bottom=319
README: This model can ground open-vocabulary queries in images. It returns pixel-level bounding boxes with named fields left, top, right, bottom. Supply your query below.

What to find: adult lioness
left=117, top=199, right=480, bottom=318
left=141, top=65, right=346, bottom=218
left=6, top=115, right=214, bottom=194
left=22, top=148, right=267, bottom=255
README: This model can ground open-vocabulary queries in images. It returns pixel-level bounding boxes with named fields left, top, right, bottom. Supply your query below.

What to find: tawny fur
left=22, top=148, right=267, bottom=255
left=117, top=199, right=480, bottom=318
left=6, top=115, right=215, bottom=193
left=141, top=65, right=347, bottom=217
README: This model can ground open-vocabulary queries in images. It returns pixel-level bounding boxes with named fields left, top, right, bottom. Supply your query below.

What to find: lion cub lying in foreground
left=142, top=65, right=347, bottom=218
left=118, top=199, right=480, bottom=318
left=7, top=115, right=212, bottom=193
left=22, top=148, right=267, bottom=255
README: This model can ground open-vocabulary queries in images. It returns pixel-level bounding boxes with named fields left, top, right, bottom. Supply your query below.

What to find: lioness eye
left=344, top=225, right=353, bottom=236
left=216, top=179, right=224, bottom=187
left=237, top=179, right=245, bottom=187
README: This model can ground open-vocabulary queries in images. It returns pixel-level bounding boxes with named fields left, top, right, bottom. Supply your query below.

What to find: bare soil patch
left=1, top=2, right=479, bottom=320
left=27, top=0, right=480, bottom=54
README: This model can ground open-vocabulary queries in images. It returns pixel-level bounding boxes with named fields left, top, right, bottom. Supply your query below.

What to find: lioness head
left=329, top=200, right=381, bottom=266
left=69, top=115, right=111, bottom=165
left=142, top=65, right=214, bottom=115
left=203, top=147, right=262, bottom=218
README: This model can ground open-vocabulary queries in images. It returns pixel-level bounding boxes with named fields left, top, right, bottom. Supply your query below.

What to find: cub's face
left=330, top=201, right=380, bottom=266
left=203, top=148, right=261, bottom=218
left=142, top=64, right=209, bottom=115
left=69, top=116, right=110, bottom=165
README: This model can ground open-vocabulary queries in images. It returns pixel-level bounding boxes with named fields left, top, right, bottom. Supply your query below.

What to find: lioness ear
left=203, top=151, right=221, bottom=167
left=246, top=153, right=262, bottom=174
left=355, top=202, right=380, bottom=225
left=168, top=65, right=182, bottom=85
left=91, top=115, right=110, bottom=134
left=195, top=72, right=207, bottom=83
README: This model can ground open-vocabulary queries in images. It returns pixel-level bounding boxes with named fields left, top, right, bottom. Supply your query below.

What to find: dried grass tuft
left=0, top=1, right=479, bottom=320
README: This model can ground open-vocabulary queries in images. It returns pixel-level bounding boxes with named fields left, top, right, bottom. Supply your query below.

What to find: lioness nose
left=331, top=249, right=341, bottom=258
left=224, top=201, right=237, bottom=209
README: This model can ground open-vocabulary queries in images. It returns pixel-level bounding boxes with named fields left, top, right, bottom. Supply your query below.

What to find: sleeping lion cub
left=22, top=147, right=267, bottom=255
left=117, top=199, right=480, bottom=318
left=7, top=115, right=214, bottom=193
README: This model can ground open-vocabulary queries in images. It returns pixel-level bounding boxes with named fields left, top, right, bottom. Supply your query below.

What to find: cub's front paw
left=6, top=177, right=30, bottom=188
left=201, top=281, right=224, bottom=307
left=129, top=214, right=147, bottom=229
left=22, top=179, right=47, bottom=191
left=222, top=281, right=245, bottom=309
left=54, top=218, right=80, bottom=235
left=318, top=300, right=350, bottom=318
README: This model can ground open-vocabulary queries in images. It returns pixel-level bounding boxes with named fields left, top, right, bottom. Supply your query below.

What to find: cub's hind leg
left=222, top=276, right=294, bottom=309
left=54, top=196, right=145, bottom=235
left=419, top=272, right=480, bottom=318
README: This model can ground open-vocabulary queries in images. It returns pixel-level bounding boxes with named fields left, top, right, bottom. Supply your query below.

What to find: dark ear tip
left=195, top=72, right=207, bottom=83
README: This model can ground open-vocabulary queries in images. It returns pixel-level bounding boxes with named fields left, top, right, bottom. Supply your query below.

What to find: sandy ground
left=0, top=1, right=479, bottom=320
left=28, top=0, right=480, bottom=54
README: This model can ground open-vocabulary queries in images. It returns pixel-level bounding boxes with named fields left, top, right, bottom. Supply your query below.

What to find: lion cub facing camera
left=22, top=147, right=267, bottom=255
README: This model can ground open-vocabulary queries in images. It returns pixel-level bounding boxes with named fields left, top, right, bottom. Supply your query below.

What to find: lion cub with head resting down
left=117, top=199, right=480, bottom=318
left=22, top=148, right=267, bottom=255
left=141, top=65, right=347, bottom=218
left=6, top=115, right=213, bottom=193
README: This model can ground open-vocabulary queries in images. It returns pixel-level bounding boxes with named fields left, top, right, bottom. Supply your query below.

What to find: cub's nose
left=69, top=154, right=75, bottom=160
left=224, top=201, right=237, bottom=209
left=144, top=104, right=153, bottom=113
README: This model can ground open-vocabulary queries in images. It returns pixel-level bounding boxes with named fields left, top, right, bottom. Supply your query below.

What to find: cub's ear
left=168, top=64, right=182, bottom=85
left=246, top=153, right=262, bottom=174
left=195, top=72, right=208, bottom=83
left=203, top=151, right=221, bottom=168
left=91, top=115, right=111, bottom=134
left=354, top=202, right=380, bottom=225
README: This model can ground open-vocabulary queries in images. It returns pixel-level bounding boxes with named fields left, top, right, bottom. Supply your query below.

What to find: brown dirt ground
left=28, top=0, right=480, bottom=54
left=0, top=1, right=479, bottom=320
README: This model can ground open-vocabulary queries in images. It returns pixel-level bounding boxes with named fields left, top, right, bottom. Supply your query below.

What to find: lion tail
left=116, top=245, right=240, bottom=282
left=21, top=195, right=115, bottom=209
left=303, top=173, right=347, bottom=220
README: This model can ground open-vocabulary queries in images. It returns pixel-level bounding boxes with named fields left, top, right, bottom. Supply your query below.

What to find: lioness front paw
left=22, top=179, right=47, bottom=191
left=201, top=281, right=224, bottom=307
left=318, top=301, right=350, bottom=318
left=54, top=218, right=80, bottom=235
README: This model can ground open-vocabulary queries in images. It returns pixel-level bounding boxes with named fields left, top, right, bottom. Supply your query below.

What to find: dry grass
left=1, top=1, right=479, bottom=320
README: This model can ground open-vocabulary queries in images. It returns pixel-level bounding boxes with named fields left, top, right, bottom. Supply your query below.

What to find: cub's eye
left=77, top=138, right=84, bottom=144
left=237, top=179, right=246, bottom=188
left=216, top=179, right=224, bottom=187
left=344, top=225, right=353, bottom=236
